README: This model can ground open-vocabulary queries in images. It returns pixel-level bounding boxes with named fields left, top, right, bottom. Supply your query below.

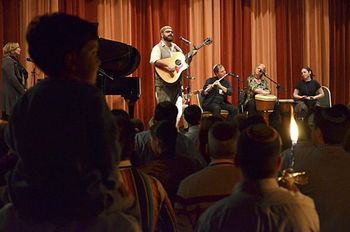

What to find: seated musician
left=201, top=64, right=238, bottom=121
left=244, top=64, right=271, bottom=116
left=293, top=66, right=324, bottom=119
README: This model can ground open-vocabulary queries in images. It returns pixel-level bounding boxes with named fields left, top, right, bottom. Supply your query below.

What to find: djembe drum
left=255, top=94, right=277, bottom=125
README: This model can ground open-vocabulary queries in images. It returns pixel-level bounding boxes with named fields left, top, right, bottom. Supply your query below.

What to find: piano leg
left=126, top=99, right=136, bottom=118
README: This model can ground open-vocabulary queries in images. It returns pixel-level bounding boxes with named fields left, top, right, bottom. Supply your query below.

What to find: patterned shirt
left=246, top=74, right=270, bottom=102
left=119, top=160, right=177, bottom=232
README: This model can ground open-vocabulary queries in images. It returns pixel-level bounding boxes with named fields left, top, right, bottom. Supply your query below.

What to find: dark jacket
left=1, top=56, right=27, bottom=116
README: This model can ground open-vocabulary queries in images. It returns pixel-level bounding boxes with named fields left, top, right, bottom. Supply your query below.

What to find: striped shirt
left=175, top=159, right=241, bottom=232
left=119, top=160, right=177, bottom=232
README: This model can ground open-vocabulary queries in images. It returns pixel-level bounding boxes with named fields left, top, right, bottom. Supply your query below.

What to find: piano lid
left=98, top=38, right=140, bottom=77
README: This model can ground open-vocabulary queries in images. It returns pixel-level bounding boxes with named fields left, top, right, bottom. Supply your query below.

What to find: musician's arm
left=263, top=80, right=271, bottom=94
left=293, top=89, right=306, bottom=100
left=185, top=49, right=198, bottom=64
left=202, top=79, right=214, bottom=96
left=219, top=84, right=228, bottom=94
left=149, top=46, right=161, bottom=64
left=252, top=85, right=270, bottom=95
left=153, top=59, right=175, bottom=72
left=219, top=80, right=231, bottom=95
left=313, top=87, right=324, bottom=100
left=150, top=46, right=174, bottom=72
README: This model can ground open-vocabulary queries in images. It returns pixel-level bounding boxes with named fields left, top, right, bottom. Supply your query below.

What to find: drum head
left=255, top=94, right=277, bottom=101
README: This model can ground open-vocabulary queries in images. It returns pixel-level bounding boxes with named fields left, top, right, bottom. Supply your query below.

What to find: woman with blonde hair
left=244, top=64, right=271, bottom=116
left=1, top=42, right=28, bottom=120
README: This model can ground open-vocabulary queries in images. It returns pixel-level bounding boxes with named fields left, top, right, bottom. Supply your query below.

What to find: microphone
left=228, top=72, right=239, bottom=77
left=26, top=57, right=34, bottom=62
left=179, top=36, right=191, bottom=44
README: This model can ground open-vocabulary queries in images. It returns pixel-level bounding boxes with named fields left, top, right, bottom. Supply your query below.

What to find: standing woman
left=244, top=64, right=271, bottom=116
left=293, top=66, right=324, bottom=119
left=1, top=42, right=28, bottom=120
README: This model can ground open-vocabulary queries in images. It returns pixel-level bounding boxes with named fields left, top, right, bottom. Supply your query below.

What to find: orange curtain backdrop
left=97, top=0, right=133, bottom=110
left=220, top=0, right=252, bottom=105
left=329, top=0, right=350, bottom=105
left=275, top=0, right=307, bottom=99
left=1, top=0, right=349, bottom=125
left=304, top=0, right=330, bottom=88
left=250, top=0, right=278, bottom=96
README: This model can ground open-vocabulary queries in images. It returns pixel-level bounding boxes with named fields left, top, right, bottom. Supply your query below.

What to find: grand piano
left=97, top=38, right=141, bottom=118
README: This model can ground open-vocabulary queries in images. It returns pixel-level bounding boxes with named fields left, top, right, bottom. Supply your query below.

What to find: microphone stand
left=229, top=73, right=243, bottom=112
left=182, top=39, right=194, bottom=106
left=235, top=74, right=241, bottom=108
left=261, top=72, right=281, bottom=101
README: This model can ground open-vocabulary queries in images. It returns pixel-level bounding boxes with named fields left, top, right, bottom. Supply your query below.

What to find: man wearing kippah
left=196, top=124, right=319, bottom=232
left=294, top=104, right=350, bottom=232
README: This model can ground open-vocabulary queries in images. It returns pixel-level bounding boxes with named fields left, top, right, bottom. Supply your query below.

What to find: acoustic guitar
left=155, top=37, right=212, bottom=83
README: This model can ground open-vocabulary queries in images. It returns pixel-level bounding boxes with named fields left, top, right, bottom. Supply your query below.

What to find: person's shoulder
left=178, top=167, right=207, bottom=190
left=1, top=56, right=14, bottom=68
left=89, top=211, right=141, bottom=232
left=135, top=130, right=151, bottom=140
left=311, top=79, right=321, bottom=85
left=195, top=195, right=233, bottom=231
left=34, top=78, right=102, bottom=101
left=2, top=55, right=11, bottom=62
left=271, top=186, right=316, bottom=208
left=295, top=79, right=303, bottom=86
left=0, top=203, right=18, bottom=227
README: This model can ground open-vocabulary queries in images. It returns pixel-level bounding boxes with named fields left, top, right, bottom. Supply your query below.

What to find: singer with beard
left=1, top=42, right=28, bottom=120
left=149, top=26, right=184, bottom=118
left=244, top=64, right=271, bottom=116
left=201, top=64, right=238, bottom=121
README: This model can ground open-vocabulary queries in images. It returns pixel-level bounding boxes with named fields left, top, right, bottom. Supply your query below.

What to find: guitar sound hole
left=175, top=59, right=182, bottom=66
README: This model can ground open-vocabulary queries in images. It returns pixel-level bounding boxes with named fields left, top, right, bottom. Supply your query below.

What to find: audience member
left=0, top=13, right=140, bottom=231
left=143, top=120, right=200, bottom=203
left=175, top=122, right=241, bottom=231
left=1, top=42, right=28, bottom=120
left=182, top=104, right=202, bottom=147
left=134, top=101, right=205, bottom=167
left=131, top=118, right=144, bottom=133
left=114, top=116, right=177, bottom=231
left=198, top=115, right=224, bottom=165
left=196, top=124, right=319, bottom=231
left=238, top=113, right=266, bottom=132
left=294, top=104, right=350, bottom=231
left=111, top=108, right=130, bottom=119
